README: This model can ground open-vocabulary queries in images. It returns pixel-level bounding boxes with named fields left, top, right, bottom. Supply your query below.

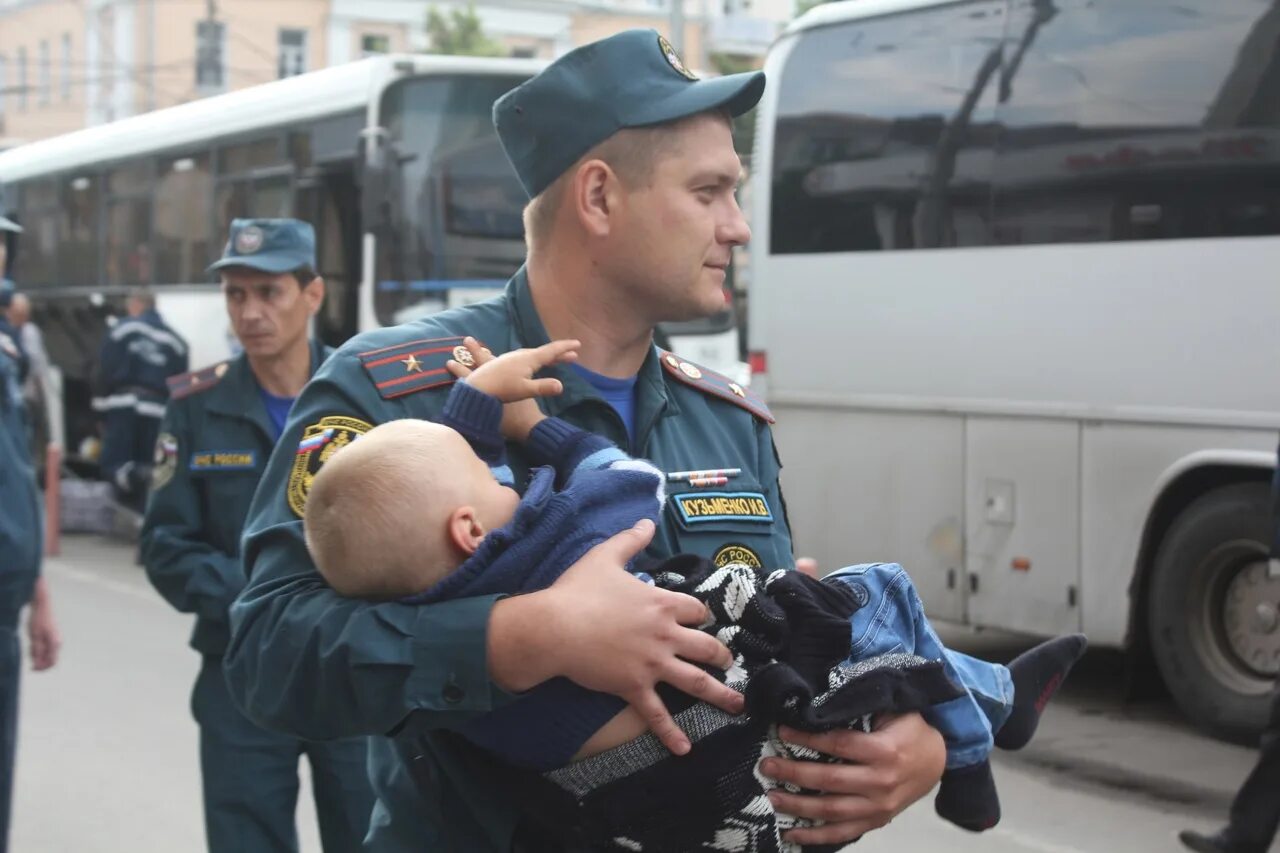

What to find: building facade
left=0, top=0, right=783, bottom=145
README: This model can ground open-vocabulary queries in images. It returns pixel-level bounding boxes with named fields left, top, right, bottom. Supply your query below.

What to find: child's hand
left=447, top=338, right=580, bottom=440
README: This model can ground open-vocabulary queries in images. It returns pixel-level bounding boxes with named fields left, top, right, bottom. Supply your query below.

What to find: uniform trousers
left=0, top=571, right=35, bottom=853
left=1221, top=681, right=1280, bottom=851
left=193, top=657, right=374, bottom=853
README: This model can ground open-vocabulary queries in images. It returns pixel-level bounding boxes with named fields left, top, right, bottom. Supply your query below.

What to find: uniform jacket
left=96, top=309, right=189, bottom=412
left=224, top=268, right=795, bottom=852
left=141, top=338, right=330, bottom=656
left=0, top=327, right=40, bottom=589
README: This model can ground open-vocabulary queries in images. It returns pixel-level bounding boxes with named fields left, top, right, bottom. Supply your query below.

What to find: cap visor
left=0, top=215, right=23, bottom=234
left=623, top=70, right=765, bottom=128
left=207, top=252, right=302, bottom=275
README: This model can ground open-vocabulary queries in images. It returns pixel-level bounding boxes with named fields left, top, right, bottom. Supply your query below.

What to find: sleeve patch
left=658, top=351, right=774, bottom=423
left=151, top=432, right=178, bottom=490
left=287, top=415, right=374, bottom=517
left=358, top=336, right=482, bottom=400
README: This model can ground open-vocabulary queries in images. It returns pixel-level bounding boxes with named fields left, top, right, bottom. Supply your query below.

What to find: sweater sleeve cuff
left=442, top=381, right=506, bottom=464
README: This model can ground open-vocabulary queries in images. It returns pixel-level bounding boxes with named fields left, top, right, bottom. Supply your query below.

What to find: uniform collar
left=505, top=266, right=678, bottom=426
left=205, top=337, right=327, bottom=436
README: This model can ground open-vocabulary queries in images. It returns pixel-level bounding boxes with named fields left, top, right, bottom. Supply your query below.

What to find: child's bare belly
left=571, top=709, right=650, bottom=761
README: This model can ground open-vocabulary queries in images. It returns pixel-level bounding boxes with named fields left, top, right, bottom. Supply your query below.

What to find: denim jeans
left=825, top=563, right=1014, bottom=770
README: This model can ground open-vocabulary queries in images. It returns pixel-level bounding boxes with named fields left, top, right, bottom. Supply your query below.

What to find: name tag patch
left=189, top=450, right=256, bottom=471
left=673, top=491, right=773, bottom=525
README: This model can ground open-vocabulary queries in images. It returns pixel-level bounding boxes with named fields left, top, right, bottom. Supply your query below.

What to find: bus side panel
left=1081, top=423, right=1277, bottom=647
left=775, top=408, right=965, bottom=622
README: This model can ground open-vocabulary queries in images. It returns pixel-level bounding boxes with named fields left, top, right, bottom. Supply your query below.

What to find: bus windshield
left=376, top=74, right=530, bottom=326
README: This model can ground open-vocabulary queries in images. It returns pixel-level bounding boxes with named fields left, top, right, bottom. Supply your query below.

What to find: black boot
left=1178, top=828, right=1266, bottom=853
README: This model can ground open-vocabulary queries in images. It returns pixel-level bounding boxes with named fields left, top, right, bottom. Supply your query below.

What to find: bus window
left=375, top=74, right=528, bottom=326
left=16, top=179, right=58, bottom=287
left=992, top=0, right=1280, bottom=246
left=216, top=137, right=283, bottom=174
left=105, top=161, right=154, bottom=285
left=769, top=0, right=1005, bottom=255
left=155, top=154, right=213, bottom=284
left=60, top=175, right=100, bottom=285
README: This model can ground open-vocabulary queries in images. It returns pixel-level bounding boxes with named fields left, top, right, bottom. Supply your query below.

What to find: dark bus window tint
left=16, top=181, right=58, bottom=287
left=155, top=154, right=212, bottom=283
left=214, top=181, right=251, bottom=256
left=61, top=175, right=100, bottom=285
left=108, top=161, right=152, bottom=195
left=992, top=0, right=1280, bottom=246
left=308, top=111, right=363, bottom=163
left=105, top=197, right=152, bottom=285
left=375, top=74, right=528, bottom=326
left=769, top=1, right=1006, bottom=255
left=217, top=137, right=282, bottom=175
left=251, top=174, right=293, bottom=218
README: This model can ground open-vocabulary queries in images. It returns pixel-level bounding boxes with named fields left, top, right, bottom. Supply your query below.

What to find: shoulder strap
left=658, top=350, right=773, bottom=423
left=358, top=335, right=482, bottom=400
left=167, top=361, right=230, bottom=401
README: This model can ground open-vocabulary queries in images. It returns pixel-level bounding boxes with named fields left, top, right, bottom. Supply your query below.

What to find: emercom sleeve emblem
left=287, top=415, right=373, bottom=517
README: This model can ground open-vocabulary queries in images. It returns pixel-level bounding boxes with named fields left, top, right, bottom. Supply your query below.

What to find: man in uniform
left=96, top=287, right=189, bottom=513
left=0, top=287, right=59, bottom=853
left=142, top=219, right=374, bottom=853
left=225, top=31, right=946, bottom=852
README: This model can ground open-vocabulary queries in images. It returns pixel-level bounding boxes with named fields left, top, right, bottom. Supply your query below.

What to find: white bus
left=0, top=53, right=745, bottom=465
left=750, top=0, right=1280, bottom=741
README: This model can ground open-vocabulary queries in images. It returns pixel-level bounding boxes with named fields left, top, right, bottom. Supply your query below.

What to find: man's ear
left=305, top=276, right=327, bottom=316
left=572, top=159, right=619, bottom=238
left=448, top=506, right=486, bottom=555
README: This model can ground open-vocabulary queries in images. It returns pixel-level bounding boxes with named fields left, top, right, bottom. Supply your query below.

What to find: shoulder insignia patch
left=658, top=351, right=774, bottom=423
left=358, top=336, right=482, bottom=400
left=287, top=415, right=374, bottom=517
left=167, top=361, right=230, bottom=401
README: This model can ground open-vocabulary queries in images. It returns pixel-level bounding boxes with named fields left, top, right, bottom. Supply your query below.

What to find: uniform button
left=442, top=684, right=465, bottom=705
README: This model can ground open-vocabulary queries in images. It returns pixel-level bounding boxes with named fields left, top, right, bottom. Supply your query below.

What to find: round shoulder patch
left=152, top=433, right=179, bottom=491
left=287, top=415, right=373, bottom=517
left=714, top=543, right=762, bottom=569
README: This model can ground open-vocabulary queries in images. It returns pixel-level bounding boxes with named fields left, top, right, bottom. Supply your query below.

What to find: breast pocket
left=189, top=450, right=261, bottom=537
left=664, top=481, right=788, bottom=571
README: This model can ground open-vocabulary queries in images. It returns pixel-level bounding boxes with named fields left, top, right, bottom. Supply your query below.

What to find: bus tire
left=1148, top=482, right=1276, bottom=744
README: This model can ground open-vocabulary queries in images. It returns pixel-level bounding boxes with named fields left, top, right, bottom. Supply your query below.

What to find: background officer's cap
left=494, top=28, right=765, bottom=198
left=208, top=218, right=316, bottom=275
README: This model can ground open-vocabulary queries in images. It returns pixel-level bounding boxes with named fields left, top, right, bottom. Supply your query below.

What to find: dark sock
left=935, top=759, right=1000, bottom=832
left=993, top=633, right=1087, bottom=750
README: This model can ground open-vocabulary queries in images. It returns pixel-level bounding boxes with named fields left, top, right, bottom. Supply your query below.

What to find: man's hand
left=446, top=337, right=579, bottom=439
left=761, top=713, right=946, bottom=845
left=795, top=557, right=819, bottom=578
left=27, top=577, right=59, bottom=672
left=488, top=520, right=744, bottom=755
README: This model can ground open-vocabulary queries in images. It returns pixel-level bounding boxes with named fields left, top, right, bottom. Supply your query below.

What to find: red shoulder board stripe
left=359, top=335, right=485, bottom=400
left=658, top=350, right=774, bottom=423
left=167, top=361, right=230, bottom=401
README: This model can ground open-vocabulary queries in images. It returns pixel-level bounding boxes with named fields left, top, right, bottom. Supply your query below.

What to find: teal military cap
left=208, top=218, right=316, bottom=274
left=493, top=28, right=765, bottom=198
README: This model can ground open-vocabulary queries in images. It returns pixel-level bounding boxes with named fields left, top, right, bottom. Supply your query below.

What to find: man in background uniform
left=142, top=219, right=373, bottom=853
left=0, top=285, right=59, bottom=853
left=225, top=31, right=945, bottom=852
left=95, top=287, right=188, bottom=513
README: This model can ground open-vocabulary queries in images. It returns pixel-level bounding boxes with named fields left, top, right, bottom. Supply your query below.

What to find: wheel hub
left=1222, top=559, right=1280, bottom=678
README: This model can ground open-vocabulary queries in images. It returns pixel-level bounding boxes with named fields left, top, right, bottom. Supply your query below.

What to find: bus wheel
left=1148, top=482, right=1277, bottom=744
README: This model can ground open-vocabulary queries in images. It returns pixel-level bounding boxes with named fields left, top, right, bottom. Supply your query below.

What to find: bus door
left=297, top=166, right=361, bottom=347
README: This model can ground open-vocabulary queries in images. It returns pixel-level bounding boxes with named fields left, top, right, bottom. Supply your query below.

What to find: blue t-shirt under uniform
left=570, top=363, right=638, bottom=444
left=258, top=388, right=294, bottom=440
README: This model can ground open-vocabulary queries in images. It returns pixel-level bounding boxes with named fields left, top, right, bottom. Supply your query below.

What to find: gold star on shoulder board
left=402, top=354, right=423, bottom=373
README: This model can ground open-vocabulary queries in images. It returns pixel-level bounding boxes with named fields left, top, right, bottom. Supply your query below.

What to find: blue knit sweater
left=404, top=380, right=664, bottom=769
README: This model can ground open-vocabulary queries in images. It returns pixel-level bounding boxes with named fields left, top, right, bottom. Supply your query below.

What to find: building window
left=196, top=20, right=226, bottom=94
left=61, top=33, right=71, bottom=102
left=278, top=28, right=307, bottom=78
left=361, top=34, right=390, bottom=57
left=38, top=40, right=50, bottom=106
left=16, top=47, right=26, bottom=112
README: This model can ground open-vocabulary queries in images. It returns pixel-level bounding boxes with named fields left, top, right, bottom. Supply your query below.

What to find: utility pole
left=669, top=0, right=685, bottom=53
